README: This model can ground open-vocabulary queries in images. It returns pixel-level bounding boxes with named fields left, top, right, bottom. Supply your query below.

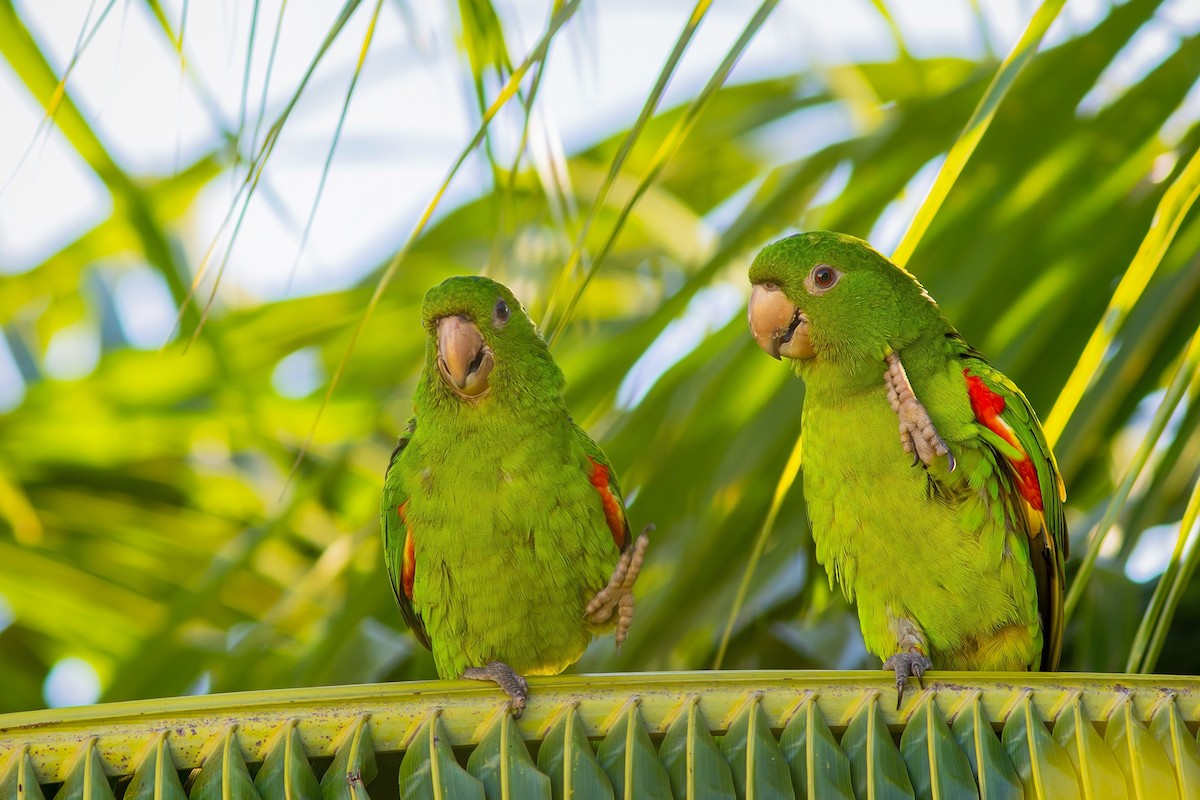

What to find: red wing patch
left=398, top=501, right=416, bottom=600
left=587, top=456, right=627, bottom=549
left=965, top=371, right=1043, bottom=511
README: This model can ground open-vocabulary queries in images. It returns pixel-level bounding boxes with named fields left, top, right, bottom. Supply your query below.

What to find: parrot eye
left=492, top=298, right=510, bottom=327
left=808, top=264, right=841, bottom=293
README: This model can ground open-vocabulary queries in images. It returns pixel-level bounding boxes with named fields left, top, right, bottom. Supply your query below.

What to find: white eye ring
left=493, top=298, right=510, bottom=328
left=806, top=264, right=841, bottom=294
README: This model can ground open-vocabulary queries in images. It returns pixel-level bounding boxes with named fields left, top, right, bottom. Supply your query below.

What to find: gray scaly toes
left=462, top=661, right=529, bottom=717
left=883, top=649, right=934, bottom=709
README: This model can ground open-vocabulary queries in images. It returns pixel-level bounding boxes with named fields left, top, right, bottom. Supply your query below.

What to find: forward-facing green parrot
left=381, top=275, right=649, bottom=714
left=747, top=232, right=1068, bottom=702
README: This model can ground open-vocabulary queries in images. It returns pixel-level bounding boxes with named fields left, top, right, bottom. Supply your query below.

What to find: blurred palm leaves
left=0, top=0, right=1199, bottom=715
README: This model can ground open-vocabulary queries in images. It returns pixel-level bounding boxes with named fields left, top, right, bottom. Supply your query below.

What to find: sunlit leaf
left=840, top=694, right=914, bottom=799
left=124, top=731, right=187, bottom=800
left=190, top=727, right=258, bottom=800
left=951, top=692, right=1022, bottom=800
left=0, top=747, right=46, bottom=800
left=1149, top=696, right=1200, bottom=798
left=1104, top=697, right=1180, bottom=800
left=321, top=714, right=377, bottom=800
left=1001, top=694, right=1079, bottom=800
left=1065, top=327, right=1200, bottom=621
left=538, top=702, right=614, bottom=800
left=658, top=696, right=736, bottom=800
left=719, top=693, right=794, bottom=799
left=1051, top=695, right=1126, bottom=800
left=597, top=700, right=673, bottom=799
left=465, top=710, right=551, bottom=800
left=398, top=712, right=484, bottom=799
left=899, top=694, right=977, bottom=799
left=56, top=738, right=116, bottom=800
left=254, top=720, right=320, bottom=800
left=891, top=0, right=1068, bottom=267
left=779, top=693, right=852, bottom=800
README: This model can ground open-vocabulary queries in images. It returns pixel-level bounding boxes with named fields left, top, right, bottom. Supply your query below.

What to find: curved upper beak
left=748, top=284, right=814, bottom=360
left=436, top=315, right=494, bottom=397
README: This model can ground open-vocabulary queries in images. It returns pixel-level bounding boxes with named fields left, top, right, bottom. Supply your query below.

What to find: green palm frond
left=3, top=673, right=1200, bottom=798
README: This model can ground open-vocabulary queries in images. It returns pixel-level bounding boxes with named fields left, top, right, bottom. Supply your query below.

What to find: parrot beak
left=748, top=283, right=814, bottom=360
left=436, top=315, right=494, bottom=398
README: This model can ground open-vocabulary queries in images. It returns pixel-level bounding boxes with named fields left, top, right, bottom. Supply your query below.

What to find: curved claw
left=462, top=661, right=529, bottom=718
left=884, top=650, right=933, bottom=709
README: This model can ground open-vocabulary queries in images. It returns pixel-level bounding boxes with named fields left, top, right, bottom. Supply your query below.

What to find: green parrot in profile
left=747, top=232, right=1068, bottom=703
left=381, top=275, right=649, bottom=714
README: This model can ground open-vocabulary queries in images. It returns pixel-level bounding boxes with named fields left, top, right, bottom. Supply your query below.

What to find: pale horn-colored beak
left=437, top=315, right=494, bottom=398
left=748, top=284, right=814, bottom=360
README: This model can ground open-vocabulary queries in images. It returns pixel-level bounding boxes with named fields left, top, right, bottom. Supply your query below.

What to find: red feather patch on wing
left=587, top=456, right=627, bottom=549
left=398, top=501, right=415, bottom=600
left=965, top=371, right=1044, bottom=511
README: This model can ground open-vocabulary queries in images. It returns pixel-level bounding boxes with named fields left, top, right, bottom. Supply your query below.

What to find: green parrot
left=747, top=232, right=1067, bottom=702
left=381, top=275, right=649, bottom=714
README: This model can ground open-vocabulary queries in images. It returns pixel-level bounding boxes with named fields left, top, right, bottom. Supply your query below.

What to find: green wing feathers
left=382, top=416, right=631, bottom=662
left=381, top=418, right=430, bottom=650
left=960, top=354, right=1067, bottom=670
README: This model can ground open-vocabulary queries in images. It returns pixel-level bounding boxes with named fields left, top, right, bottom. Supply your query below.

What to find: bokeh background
left=1, top=0, right=1200, bottom=714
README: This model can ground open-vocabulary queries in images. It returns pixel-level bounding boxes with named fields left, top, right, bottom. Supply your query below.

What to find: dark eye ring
left=493, top=297, right=510, bottom=327
left=812, top=265, right=837, bottom=289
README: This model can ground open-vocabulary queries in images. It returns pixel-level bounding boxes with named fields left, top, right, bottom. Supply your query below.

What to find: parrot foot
left=884, top=351, right=955, bottom=472
left=462, top=661, right=529, bottom=717
left=585, top=526, right=652, bottom=650
left=883, top=650, right=933, bottom=709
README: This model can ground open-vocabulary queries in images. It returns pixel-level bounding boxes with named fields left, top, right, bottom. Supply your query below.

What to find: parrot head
left=419, top=275, right=560, bottom=403
left=747, top=231, right=940, bottom=369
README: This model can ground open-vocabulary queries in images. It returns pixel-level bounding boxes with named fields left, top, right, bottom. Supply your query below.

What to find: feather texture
left=380, top=276, right=630, bottom=679
left=748, top=231, right=1067, bottom=672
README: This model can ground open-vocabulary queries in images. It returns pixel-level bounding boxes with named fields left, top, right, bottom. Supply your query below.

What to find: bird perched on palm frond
left=381, top=275, right=649, bottom=715
left=747, top=231, right=1067, bottom=704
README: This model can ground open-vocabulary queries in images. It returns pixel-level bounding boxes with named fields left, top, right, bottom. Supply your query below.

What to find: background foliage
left=1, top=0, right=1199, bottom=714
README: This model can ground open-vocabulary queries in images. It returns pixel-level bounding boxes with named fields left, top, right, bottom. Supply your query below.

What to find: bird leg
left=884, top=613, right=934, bottom=709
left=585, top=526, right=652, bottom=649
left=884, top=351, right=955, bottom=471
left=461, top=661, right=529, bottom=717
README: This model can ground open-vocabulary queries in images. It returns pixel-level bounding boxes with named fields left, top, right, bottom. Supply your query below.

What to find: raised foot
left=884, top=352, right=955, bottom=471
left=884, top=650, right=933, bottom=709
left=462, top=661, right=529, bottom=717
left=585, top=526, right=652, bottom=650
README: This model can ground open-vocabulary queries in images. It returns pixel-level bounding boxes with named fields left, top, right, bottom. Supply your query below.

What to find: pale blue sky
left=8, top=0, right=1189, bottom=300
left=2, top=0, right=1199, bottom=419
